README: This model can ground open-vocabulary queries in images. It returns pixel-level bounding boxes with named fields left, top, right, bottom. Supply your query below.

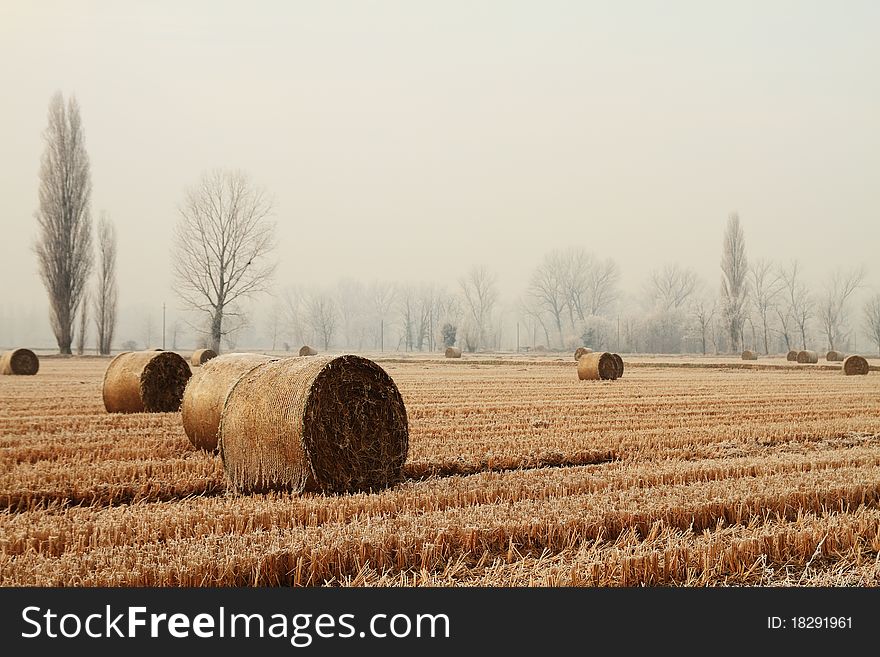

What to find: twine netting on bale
left=741, top=350, right=758, bottom=360
left=181, top=353, right=276, bottom=451
left=573, top=347, right=593, bottom=360
left=102, top=351, right=192, bottom=413
left=191, top=348, right=218, bottom=366
left=843, top=355, right=869, bottom=376
left=796, top=350, right=819, bottom=364
left=826, top=350, right=846, bottom=362
left=786, top=350, right=799, bottom=361
left=577, top=351, right=619, bottom=380
left=299, top=345, right=318, bottom=356
left=0, top=348, right=39, bottom=375
left=219, top=355, right=409, bottom=495
left=445, top=347, right=462, bottom=358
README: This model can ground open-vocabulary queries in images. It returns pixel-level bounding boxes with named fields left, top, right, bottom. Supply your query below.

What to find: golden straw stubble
left=181, top=353, right=276, bottom=451
left=220, top=355, right=409, bottom=495
left=102, top=351, right=192, bottom=413
left=0, top=348, right=39, bottom=375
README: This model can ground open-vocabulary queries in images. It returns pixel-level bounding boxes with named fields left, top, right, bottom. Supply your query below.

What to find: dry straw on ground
left=826, top=350, right=846, bottom=362
left=741, top=350, right=758, bottom=360
left=220, top=354, right=409, bottom=495
left=0, top=348, right=39, bottom=375
left=445, top=347, right=462, bottom=358
left=299, top=345, right=318, bottom=356
left=797, top=350, right=819, bottom=364
left=574, top=347, right=593, bottom=360
left=842, top=355, right=869, bottom=376
left=181, top=353, right=276, bottom=451
left=786, top=350, right=799, bottom=361
left=191, top=349, right=218, bottom=366
left=102, top=351, right=192, bottom=413
left=577, top=351, right=620, bottom=380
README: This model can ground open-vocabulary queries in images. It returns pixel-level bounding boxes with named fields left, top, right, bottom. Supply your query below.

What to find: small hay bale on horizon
left=445, top=347, right=462, bottom=358
left=0, top=348, right=39, bottom=375
left=786, top=350, right=799, bottom=361
left=574, top=347, right=593, bottom=360
left=577, top=351, right=619, bottom=381
left=181, top=352, right=276, bottom=451
left=102, top=351, right=192, bottom=413
left=826, top=350, right=846, bottom=362
left=843, top=354, right=869, bottom=376
left=219, top=354, right=409, bottom=495
left=299, top=345, right=318, bottom=356
left=741, top=350, right=758, bottom=360
left=191, top=348, right=218, bottom=366
left=796, top=350, right=819, bottom=364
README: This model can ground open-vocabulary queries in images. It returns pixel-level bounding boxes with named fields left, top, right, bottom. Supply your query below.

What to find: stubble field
left=2, top=355, right=879, bottom=586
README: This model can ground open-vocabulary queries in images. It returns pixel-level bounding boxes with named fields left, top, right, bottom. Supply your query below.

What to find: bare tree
left=748, top=258, right=781, bottom=354
left=864, top=294, right=880, bottom=356
left=528, top=252, right=567, bottom=346
left=584, top=257, right=620, bottom=317
left=691, top=298, right=716, bottom=355
left=306, top=293, right=336, bottom=350
left=720, top=212, right=748, bottom=353
left=459, top=265, right=498, bottom=351
left=282, top=286, right=309, bottom=349
left=397, top=285, right=418, bottom=351
left=779, top=260, right=813, bottom=350
left=34, top=92, right=94, bottom=354
left=93, top=213, right=118, bottom=355
left=368, top=281, right=396, bottom=350
left=172, top=169, right=276, bottom=353
left=647, top=263, right=698, bottom=309
left=818, top=265, right=866, bottom=351
left=76, top=291, right=89, bottom=355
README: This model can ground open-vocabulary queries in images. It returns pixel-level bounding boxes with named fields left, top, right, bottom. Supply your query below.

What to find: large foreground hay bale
left=181, top=353, right=276, bottom=451
left=191, top=348, right=218, bottom=366
left=102, top=351, right=192, bottom=413
left=299, top=345, right=318, bottom=356
left=843, top=355, right=869, bottom=376
left=741, top=350, right=758, bottom=360
left=611, top=353, right=624, bottom=378
left=796, top=350, right=818, bottom=364
left=573, top=347, right=593, bottom=360
left=220, top=355, right=409, bottom=494
left=826, top=350, right=845, bottom=362
left=577, top=351, right=619, bottom=380
left=786, top=350, right=799, bottom=361
left=445, top=347, right=462, bottom=358
left=0, top=348, right=39, bottom=375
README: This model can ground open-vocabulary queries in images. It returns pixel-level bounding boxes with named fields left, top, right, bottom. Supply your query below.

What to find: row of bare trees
left=34, top=93, right=117, bottom=355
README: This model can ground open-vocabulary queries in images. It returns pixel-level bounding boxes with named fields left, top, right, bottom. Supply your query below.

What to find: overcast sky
left=1, top=1, right=878, bottom=347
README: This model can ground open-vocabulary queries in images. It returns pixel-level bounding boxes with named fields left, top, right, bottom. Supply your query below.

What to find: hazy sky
left=1, top=1, right=878, bottom=347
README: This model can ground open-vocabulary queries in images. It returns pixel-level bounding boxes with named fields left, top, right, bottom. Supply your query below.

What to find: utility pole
left=162, top=303, right=166, bottom=350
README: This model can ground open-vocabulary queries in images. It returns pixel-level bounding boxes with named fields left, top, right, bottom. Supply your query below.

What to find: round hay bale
left=796, top=350, right=818, bottom=364
left=611, top=353, right=624, bottom=378
left=299, top=345, right=318, bottom=356
left=842, top=355, right=869, bottom=376
left=786, top=350, right=799, bottom=361
left=102, top=351, right=192, bottom=413
left=0, top=348, right=39, bottom=375
left=219, top=354, right=409, bottom=494
left=577, top=351, right=619, bottom=380
left=573, top=347, right=593, bottom=360
left=181, top=352, right=276, bottom=451
left=741, top=350, right=758, bottom=360
left=445, top=347, right=462, bottom=358
left=191, top=348, right=218, bottom=366
left=825, top=350, right=845, bottom=362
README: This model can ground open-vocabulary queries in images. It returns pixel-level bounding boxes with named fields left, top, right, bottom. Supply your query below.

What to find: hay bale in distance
left=102, top=351, right=192, bottom=413
left=0, top=348, right=39, bottom=375
left=299, top=345, right=318, bottom=356
left=843, top=355, right=869, bottom=376
left=786, top=350, right=799, bottom=361
left=219, top=354, right=409, bottom=495
left=796, top=350, right=819, bottom=364
left=445, top=347, right=462, bottom=358
left=191, top=348, right=218, bottom=366
left=181, top=352, right=276, bottom=451
left=573, top=347, right=593, bottom=360
left=826, top=350, right=845, bottom=362
left=741, top=350, right=758, bottom=360
left=577, top=351, right=619, bottom=381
